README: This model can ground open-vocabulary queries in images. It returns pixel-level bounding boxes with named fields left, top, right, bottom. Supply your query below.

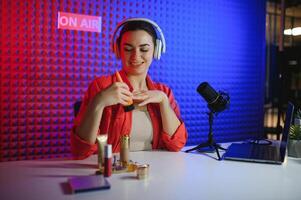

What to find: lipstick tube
left=137, top=164, right=150, bottom=179
left=120, top=135, right=130, bottom=167
left=96, top=135, right=108, bottom=172
left=104, top=144, right=112, bottom=177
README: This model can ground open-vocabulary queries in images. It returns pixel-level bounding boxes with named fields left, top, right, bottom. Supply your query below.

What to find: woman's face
left=120, top=30, right=154, bottom=76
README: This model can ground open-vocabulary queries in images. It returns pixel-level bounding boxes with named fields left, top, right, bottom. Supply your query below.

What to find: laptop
left=223, top=102, right=294, bottom=164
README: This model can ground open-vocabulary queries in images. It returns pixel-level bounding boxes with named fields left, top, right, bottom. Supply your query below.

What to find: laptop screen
left=280, top=102, right=294, bottom=161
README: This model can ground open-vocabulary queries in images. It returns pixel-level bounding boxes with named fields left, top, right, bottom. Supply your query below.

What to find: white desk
left=0, top=148, right=301, bottom=200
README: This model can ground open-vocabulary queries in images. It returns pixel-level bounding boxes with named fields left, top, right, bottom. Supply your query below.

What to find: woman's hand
left=96, top=82, right=133, bottom=107
left=132, top=90, right=168, bottom=106
left=133, top=90, right=180, bottom=136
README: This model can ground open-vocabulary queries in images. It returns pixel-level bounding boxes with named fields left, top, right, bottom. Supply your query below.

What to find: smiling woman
left=120, top=30, right=154, bottom=76
left=71, top=18, right=188, bottom=159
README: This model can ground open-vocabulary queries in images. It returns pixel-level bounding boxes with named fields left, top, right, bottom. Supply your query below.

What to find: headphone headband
left=111, top=18, right=166, bottom=59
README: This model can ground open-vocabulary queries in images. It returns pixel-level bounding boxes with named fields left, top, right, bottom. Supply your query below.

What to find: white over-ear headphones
left=111, top=18, right=166, bottom=60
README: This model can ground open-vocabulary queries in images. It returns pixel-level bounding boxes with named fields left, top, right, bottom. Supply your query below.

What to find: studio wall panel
left=0, top=0, right=266, bottom=161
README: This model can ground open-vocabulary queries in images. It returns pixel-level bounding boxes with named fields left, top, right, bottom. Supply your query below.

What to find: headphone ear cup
left=154, top=39, right=160, bottom=60
left=156, top=39, right=162, bottom=60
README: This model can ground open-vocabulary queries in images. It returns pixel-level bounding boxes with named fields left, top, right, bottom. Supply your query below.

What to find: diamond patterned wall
left=0, top=0, right=266, bottom=161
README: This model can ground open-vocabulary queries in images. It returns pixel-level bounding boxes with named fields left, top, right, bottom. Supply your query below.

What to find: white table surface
left=0, top=146, right=301, bottom=200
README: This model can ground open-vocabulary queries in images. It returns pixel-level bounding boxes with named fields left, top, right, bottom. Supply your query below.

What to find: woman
left=71, top=18, right=187, bottom=159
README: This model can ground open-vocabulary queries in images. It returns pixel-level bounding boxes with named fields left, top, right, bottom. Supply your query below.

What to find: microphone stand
left=185, top=111, right=226, bottom=160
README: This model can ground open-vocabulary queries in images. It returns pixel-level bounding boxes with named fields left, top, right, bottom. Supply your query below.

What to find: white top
left=130, top=106, right=153, bottom=151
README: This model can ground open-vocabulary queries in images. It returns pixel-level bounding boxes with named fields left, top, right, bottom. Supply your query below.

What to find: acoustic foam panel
left=0, top=0, right=266, bottom=161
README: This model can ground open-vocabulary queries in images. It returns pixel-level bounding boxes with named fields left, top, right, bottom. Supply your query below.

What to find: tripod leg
left=185, top=141, right=211, bottom=153
left=216, top=144, right=227, bottom=151
left=213, top=144, right=221, bottom=160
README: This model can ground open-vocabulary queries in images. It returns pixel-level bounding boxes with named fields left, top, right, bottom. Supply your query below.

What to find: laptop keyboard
left=249, top=144, right=280, bottom=160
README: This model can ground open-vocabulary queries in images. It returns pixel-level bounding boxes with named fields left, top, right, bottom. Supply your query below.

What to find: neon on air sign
left=58, top=11, right=101, bottom=33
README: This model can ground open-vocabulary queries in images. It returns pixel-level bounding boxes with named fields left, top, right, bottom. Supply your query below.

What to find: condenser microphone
left=197, top=82, right=229, bottom=113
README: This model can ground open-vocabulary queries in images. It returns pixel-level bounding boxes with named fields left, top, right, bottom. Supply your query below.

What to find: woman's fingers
left=138, top=97, right=151, bottom=106
left=99, top=82, right=133, bottom=106
left=114, top=83, right=134, bottom=105
left=136, top=90, right=167, bottom=106
left=132, top=91, right=148, bottom=103
left=103, top=85, right=167, bottom=107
